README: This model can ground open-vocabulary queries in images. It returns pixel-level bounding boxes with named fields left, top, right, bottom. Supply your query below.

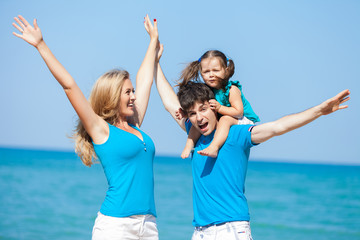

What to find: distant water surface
left=0, top=147, right=359, bottom=240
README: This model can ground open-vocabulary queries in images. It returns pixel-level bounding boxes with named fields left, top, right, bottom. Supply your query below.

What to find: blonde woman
left=13, top=15, right=160, bottom=240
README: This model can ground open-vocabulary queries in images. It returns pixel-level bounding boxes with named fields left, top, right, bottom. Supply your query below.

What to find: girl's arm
left=12, top=15, right=108, bottom=144
left=155, top=59, right=186, bottom=131
left=210, top=86, right=244, bottom=118
left=251, top=89, right=350, bottom=144
left=134, top=15, right=158, bottom=127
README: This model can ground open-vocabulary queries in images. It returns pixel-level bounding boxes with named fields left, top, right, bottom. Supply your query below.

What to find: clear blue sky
left=1, top=0, right=359, bottom=164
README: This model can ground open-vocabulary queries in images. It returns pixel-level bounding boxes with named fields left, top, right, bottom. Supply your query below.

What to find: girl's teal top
left=213, top=80, right=260, bottom=123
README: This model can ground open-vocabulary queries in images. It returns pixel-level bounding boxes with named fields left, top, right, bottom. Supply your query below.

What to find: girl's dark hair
left=177, top=50, right=235, bottom=90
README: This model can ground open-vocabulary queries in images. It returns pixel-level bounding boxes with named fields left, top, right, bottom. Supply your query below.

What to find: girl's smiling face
left=200, top=57, right=227, bottom=89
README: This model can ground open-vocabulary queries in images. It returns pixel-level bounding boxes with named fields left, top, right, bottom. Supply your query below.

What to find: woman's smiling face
left=119, top=78, right=136, bottom=117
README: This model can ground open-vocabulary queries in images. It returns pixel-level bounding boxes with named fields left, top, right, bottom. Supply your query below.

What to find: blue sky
left=1, top=0, right=359, bottom=164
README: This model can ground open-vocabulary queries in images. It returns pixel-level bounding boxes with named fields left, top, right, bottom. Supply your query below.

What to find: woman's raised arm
left=12, top=15, right=108, bottom=144
left=134, top=15, right=158, bottom=127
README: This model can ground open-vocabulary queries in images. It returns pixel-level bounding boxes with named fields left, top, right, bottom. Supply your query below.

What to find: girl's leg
left=181, top=126, right=201, bottom=159
left=198, top=116, right=238, bottom=158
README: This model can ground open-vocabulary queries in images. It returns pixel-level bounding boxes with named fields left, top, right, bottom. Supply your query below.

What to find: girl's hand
left=144, top=14, right=158, bottom=41
left=175, top=108, right=186, bottom=120
left=209, top=99, right=221, bottom=112
left=12, top=15, right=43, bottom=48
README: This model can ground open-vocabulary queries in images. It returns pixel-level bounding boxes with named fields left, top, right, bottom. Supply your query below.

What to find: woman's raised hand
left=144, top=14, right=158, bottom=41
left=12, top=15, right=43, bottom=48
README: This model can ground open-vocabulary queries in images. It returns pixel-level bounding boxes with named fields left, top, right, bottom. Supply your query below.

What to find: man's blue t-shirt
left=185, top=120, right=256, bottom=227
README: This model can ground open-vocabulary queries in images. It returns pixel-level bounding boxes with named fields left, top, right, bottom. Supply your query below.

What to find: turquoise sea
left=0, top=147, right=359, bottom=240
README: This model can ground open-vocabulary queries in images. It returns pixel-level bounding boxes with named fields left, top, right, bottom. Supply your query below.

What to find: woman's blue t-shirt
left=93, top=123, right=156, bottom=218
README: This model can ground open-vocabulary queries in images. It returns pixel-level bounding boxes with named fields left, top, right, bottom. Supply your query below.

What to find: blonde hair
left=73, top=69, right=130, bottom=167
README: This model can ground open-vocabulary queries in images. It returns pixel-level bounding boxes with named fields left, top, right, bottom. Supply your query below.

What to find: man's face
left=187, top=101, right=218, bottom=136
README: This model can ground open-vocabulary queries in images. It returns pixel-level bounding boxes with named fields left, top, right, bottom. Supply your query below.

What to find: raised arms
left=134, top=15, right=159, bottom=127
left=251, top=89, right=350, bottom=144
left=154, top=55, right=186, bottom=131
left=12, top=15, right=107, bottom=144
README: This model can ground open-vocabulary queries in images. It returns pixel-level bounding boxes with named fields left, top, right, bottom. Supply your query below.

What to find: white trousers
left=191, top=221, right=253, bottom=240
left=92, top=212, right=158, bottom=240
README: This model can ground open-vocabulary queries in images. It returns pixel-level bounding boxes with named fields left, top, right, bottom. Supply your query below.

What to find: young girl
left=177, top=50, right=260, bottom=158
left=13, top=15, right=160, bottom=239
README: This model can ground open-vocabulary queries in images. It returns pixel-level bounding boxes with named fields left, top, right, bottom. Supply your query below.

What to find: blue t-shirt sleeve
left=229, top=125, right=257, bottom=150
left=185, top=119, right=192, bottom=135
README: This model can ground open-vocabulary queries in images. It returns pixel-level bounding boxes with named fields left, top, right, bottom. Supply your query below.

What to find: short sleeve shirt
left=185, top=120, right=256, bottom=226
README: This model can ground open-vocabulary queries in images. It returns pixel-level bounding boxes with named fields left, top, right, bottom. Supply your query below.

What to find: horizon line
left=1, top=145, right=358, bottom=167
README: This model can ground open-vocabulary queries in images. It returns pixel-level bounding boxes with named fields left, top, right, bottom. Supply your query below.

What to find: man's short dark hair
left=177, top=82, right=215, bottom=114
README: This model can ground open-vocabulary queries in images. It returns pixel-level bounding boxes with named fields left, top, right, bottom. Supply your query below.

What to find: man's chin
left=193, top=127, right=208, bottom=136
left=200, top=127, right=214, bottom=136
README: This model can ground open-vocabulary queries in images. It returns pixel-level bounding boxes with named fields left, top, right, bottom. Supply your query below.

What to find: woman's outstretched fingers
left=12, top=22, right=23, bottom=33
left=12, top=15, right=43, bottom=47
left=18, top=15, right=30, bottom=28
left=33, top=18, right=39, bottom=30
left=14, top=16, right=25, bottom=29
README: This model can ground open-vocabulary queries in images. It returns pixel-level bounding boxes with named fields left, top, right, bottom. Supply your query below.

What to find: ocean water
left=0, top=147, right=359, bottom=240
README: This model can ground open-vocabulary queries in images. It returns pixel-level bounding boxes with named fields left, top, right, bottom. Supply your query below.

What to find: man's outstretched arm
left=251, top=89, right=350, bottom=144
